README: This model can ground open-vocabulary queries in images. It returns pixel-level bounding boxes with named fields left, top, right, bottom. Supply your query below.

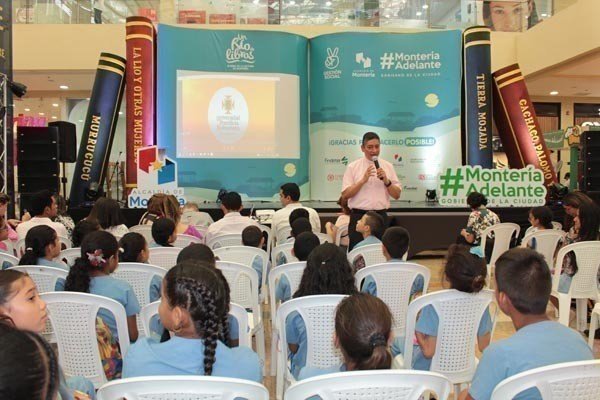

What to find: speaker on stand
left=580, top=128, right=600, bottom=195
left=49, top=121, right=77, bottom=203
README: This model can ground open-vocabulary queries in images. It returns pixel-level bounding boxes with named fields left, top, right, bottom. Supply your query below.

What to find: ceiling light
left=52, top=103, right=59, bottom=107
left=119, top=111, right=123, bottom=115
left=416, top=11, right=422, bottom=16
left=541, top=13, right=548, bottom=17
left=24, top=108, right=30, bottom=112
left=38, top=112, right=45, bottom=116
left=59, top=85, right=69, bottom=90
left=289, top=0, right=295, bottom=5
left=51, top=116, right=57, bottom=119
left=325, top=1, right=332, bottom=5
left=253, top=0, right=259, bottom=4
left=550, top=91, right=559, bottom=96
left=78, top=119, right=83, bottom=122
left=422, top=4, right=429, bottom=9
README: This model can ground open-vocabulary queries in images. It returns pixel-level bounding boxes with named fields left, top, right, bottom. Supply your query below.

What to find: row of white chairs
left=92, top=360, right=600, bottom=400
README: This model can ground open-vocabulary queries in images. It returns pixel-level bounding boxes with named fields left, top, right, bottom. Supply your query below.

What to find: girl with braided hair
left=122, top=261, right=261, bottom=381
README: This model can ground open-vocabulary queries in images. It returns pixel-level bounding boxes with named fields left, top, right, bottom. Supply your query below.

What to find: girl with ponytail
left=19, top=226, right=67, bottom=290
left=391, top=244, right=492, bottom=370
left=122, top=261, right=261, bottom=382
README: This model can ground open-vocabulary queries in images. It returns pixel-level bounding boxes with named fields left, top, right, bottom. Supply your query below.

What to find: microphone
left=372, top=156, right=383, bottom=180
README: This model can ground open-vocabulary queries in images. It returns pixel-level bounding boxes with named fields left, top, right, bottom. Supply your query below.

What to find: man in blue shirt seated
left=459, top=248, right=593, bottom=400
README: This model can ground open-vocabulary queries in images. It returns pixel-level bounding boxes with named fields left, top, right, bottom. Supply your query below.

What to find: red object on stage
left=492, top=63, right=558, bottom=190
left=125, top=16, right=157, bottom=194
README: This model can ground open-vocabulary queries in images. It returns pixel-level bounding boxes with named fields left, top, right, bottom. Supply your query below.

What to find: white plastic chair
left=520, top=230, right=565, bottom=266
left=207, top=233, right=243, bottom=249
left=41, top=292, right=131, bottom=388
left=355, top=262, right=431, bottom=336
left=490, top=360, right=600, bottom=400
left=58, top=235, right=72, bottom=249
left=347, top=243, right=387, bottom=270
left=334, top=223, right=349, bottom=246
left=96, top=375, right=270, bottom=400
left=267, top=261, right=307, bottom=376
left=129, top=224, right=153, bottom=243
left=139, top=300, right=252, bottom=347
left=275, top=225, right=292, bottom=245
left=258, top=224, right=273, bottom=258
left=148, top=247, right=182, bottom=270
left=316, top=232, right=331, bottom=243
left=173, top=233, right=202, bottom=248
left=480, top=222, right=520, bottom=286
left=285, top=370, right=453, bottom=400
left=14, top=238, right=26, bottom=257
left=112, top=262, right=167, bottom=337
left=213, top=246, right=269, bottom=301
left=275, top=295, right=347, bottom=400
left=550, top=241, right=600, bottom=331
left=0, top=252, right=19, bottom=269
left=1, top=240, right=15, bottom=256
left=9, top=265, right=68, bottom=293
left=59, top=247, right=81, bottom=267
left=401, top=289, right=495, bottom=392
left=272, top=242, right=298, bottom=267
left=216, top=261, right=265, bottom=372
left=589, top=303, right=600, bottom=349
left=552, top=221, right=563, bottom=230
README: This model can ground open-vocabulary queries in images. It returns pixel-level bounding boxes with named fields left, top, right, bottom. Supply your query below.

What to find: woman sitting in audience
left=0, top=269, right=95, bottom=399
left=141, top=194, right=203, bottom=239
left=562, top=190, right=594, bottom=233
left=151, top=217, right=177, bottom=247
left=19, top=226, right=68, bottom=291
left=299, top=293, right=393, bottom=380
left=392, top=244, right=492, bottom=370
left=87, top=197, right=129, bottom=237
left=65, top=231, right=140, bottom=378
left=139, top=193, right=165, bottom=225
left=71, top=219, right=101, bottom=248
left=287, top=243, right=358, bottom=378
left=122, top=261, right=260, bottom=380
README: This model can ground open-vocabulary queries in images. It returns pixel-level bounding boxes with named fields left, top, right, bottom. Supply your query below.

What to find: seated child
left=151, top=217, right=177, bottom=247
left=275, top=231, right=320, bottom=303
left=19, top=225, right=68, bottom=290
left=276, top=217, right=313, bottom=266
left=352, top=211, right=384, bottom=271
left=241, top=225, right=267, bottom=289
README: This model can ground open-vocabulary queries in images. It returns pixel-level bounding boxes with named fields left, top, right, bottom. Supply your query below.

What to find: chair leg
left=588, top=310, right=598, bottom=349
left=557, top=294, right=571, bottom=327
left=576, top=299, right=588, bottom=332
left=270, top=330, right=278, bottom=376
left=276, top=353, right=285, bottom=400
left=255, top=326, right=266, bottom=375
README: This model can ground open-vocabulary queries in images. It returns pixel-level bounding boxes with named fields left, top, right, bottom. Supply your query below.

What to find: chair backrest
left=275, top=225, right=292, bottom=245
left=129, top=224, right=153, bottom=243
left=216, top=261, right=260, bottom=314
left=334, top=223, right=349, bottom=246
left=521, top=230, right=565, bottom=266
left=96, top=375, right=270, bottom=400
left=41, top=292, right=130, bottom=388
left=285, top=370, right=453, bottom=400
left=272, top=242, right=298, bottom=266
left=553, top=241, right=600, bottom=299
left=148, top=247, right=182, bottom=270
left=1, top=240, right=14, bottom=256
left=58, top=235, right=72, bottom=249
left=490, top=360, right=600, bottom=400
left=15, top=238, right=26, bottom=257
left=403, top=289, right=494, bottom=384
left=59, top=247, right=81, bottom=267
left=112, top=262, right=166, bottom=306
left=268, top=261, right=307, bottom=327
left=277, top=295, right=347, bottom=370
left=173, top=233, right=202, bottom=248
left=480, top=222, right=521, bottom=267
left=0, top=252, right=19, bottom=269
left=213, top=246, right=269, bottom=290
left=207, top=234, right=243, bottom=249
left=355, top=262, right=431, bottom=335
left=316, top=232, right=331, bottom=244
left=258, top=224, right=272, bottom=257
left=140, top=301, right=251, bottom=348
left=552, top=221, right=563, bottom=230
left=347, top=243, right=387, bottom=269
left=9, top=265, right=68, bottom=293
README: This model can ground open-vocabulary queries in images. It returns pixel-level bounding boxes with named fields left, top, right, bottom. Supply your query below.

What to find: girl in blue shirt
left=123, top=261, right=262, bottom=381
left=19, top=225, right=68, bottom=290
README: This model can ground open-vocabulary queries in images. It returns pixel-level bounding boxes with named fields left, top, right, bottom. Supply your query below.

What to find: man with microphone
left=342, top=131, right=401, bottom=251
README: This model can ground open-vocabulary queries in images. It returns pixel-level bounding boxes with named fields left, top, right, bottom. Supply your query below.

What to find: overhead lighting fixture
left=550, top=91, right=559, bottom=96
left=422, top=4, right=429, bottom=9
left=59, top=85, right=69, bottom=90
left=289, top=0, right=295, bottom=5
left=24, top=108, right=30, bottom=112
left=541, top=13, right=548, bottom=17
left=416, top=11, right=422, bottom=16
left=119, top=111, right=123, bottom=115
left=325, top=0, right=332, bottom=5
left=51, top=116, right=57, bottom=119
left=52, top=103, right=59, bottom=107
left=38, top=112, right=45, bottom=116
left=253, top=0, right=259, bottom=4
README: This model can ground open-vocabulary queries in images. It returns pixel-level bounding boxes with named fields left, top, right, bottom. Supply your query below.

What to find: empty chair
left=129, top=225, right=153, bottom=243
left=480, top=222, right=520, bottom=286
left=490, top=360, right=600, bottom=400
left=96, top=375, right=270, bottom=400
left=0, top=252, right=19, bottom=269
left=41, top=292, right=131, bottom=388
left=207, top=233, right=243, bottom=249
left=148, top=247, right=182, bottom=270
left=355, top=262, right=430, bottom=336
left=276, top=295, right=347, bottom=400
left=173, top=233, right=202, bottom=248
left=59, top=247, right=81, bottom=267
left=285, top=370, right=452, bottom=400
left=550, top=241, right=600, bottom=331
left=520, top=230, right=565, bottom=266
left=272, top=242, right=298, bottom=267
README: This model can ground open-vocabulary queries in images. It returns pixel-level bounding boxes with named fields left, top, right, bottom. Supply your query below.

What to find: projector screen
left=176, top=71, right=300, bottom=159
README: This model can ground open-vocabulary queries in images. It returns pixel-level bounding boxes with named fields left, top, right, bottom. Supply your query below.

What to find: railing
left=12, top=0, right=555, bottom=31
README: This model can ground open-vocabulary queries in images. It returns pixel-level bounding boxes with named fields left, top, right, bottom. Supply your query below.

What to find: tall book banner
left=157, top=25, right=309, bottom=202
left=462, top=26, right=492, bottom=168
left=69, top=53, right=126, bottom=207
left=125, top=16, right=157, bottom=194
left=309, top=31, right=463, bottom=202
left=492, top=64, right=557, bottom=190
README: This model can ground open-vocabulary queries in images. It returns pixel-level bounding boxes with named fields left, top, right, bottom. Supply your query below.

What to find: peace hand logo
left=325, top=47, right=340, bottom=70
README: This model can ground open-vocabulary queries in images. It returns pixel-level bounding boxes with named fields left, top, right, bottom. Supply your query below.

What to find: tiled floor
left=261, top=254, right=600, bottom=399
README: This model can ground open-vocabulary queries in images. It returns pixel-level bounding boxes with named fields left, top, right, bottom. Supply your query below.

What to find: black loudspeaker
left=49, top=121, right=77, bottom=163
left=17, top=126, right=60, bottom=214
left=581, top=131, right=600, bottom=194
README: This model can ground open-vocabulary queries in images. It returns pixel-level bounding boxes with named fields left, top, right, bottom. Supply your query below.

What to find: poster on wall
left=309, top=31, right=463, bottom=202
left=157, top=26, right=309, bottom=202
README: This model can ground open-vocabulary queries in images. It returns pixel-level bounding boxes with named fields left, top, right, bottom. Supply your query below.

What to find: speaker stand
left=61, top=162, right=68, bottom=202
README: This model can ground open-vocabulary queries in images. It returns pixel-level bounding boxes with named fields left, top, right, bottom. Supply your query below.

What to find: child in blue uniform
left=119, top=232, right=161, bottom=302
left=392, top=244, right=493, bottom=370
left=352, top=211, right=385, bottom=271
left=19, top=225, right=68, bottom=290
left=286, top=243, right=357, bottom=378
left=123, top=261, right=262, bottom=381
left=275, top=231, right=320, bottom=304
left=151, top=217, right=177, bottom=247
left=241, top=225, right=267, bottom=289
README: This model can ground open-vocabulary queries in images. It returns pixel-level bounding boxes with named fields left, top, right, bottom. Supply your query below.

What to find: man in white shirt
left=271, top=183, right=321, bottom=244
left=206, top=191, right=260, bottom=243
left=16, top=190, right=68, bottom=239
